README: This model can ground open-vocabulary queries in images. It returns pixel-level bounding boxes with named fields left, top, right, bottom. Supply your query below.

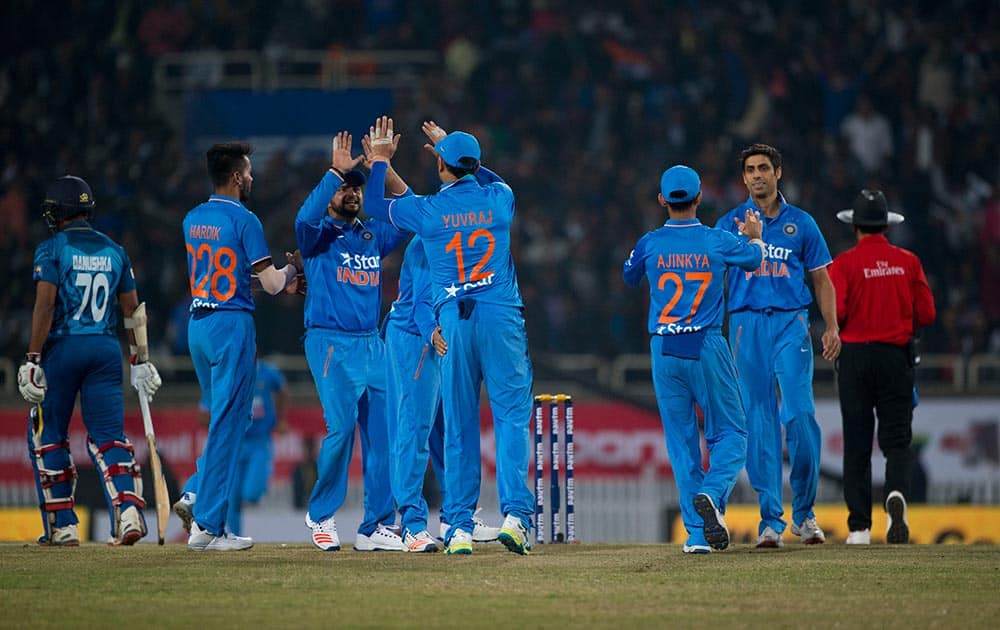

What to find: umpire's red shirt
left=829, top=234, right=936, bottom=346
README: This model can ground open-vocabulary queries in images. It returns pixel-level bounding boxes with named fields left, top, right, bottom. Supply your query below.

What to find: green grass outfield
left=3, top=543, right=998, bottom=628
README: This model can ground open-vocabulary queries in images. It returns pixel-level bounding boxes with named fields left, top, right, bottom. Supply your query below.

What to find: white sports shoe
left=756, top=526, right=784, bottom=548
left=790, top=517, right=826, bottom=544
left=354, top=524, right=404, bottom=551
left=173, top=492, right=196, bottom=533
left=446, top=528, right=473, bottom=555
left=497, top=514, right=531, bottom=555
left=306, top=514, right=341, bottom=551
left=885, top=491, right=909, bottom=544
left=204, top=532, right=253, bottom=551
left=472, top=508, right=500, bottom=543
left=40, top=524, right=79, bottom=546
left=403, top=530, right=439, bottom=553
left=111, top=505, right=147, bottom=546
left=693, top=493, right=730, bottom=550
left=846, top=529, right=871, bottom=545
left=187, top=522, right=214, bottom=550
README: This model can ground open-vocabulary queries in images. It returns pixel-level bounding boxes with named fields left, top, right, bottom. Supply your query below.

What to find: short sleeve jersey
left=32, top=221, right=136, bottom=337
left=182, top=194, right=270, bottom=312
left=716, top=196, right=832, bottom=311
left=623, top=219, right=763, bottom=335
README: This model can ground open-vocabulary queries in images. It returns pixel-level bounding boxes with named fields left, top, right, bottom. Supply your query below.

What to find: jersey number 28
left=187, top=243, right=238, bottom=302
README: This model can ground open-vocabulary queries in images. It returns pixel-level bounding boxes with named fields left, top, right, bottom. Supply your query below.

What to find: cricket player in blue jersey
left=716, top=144, right=841, bottom=547
left=297, top=131, right=408, bottom=552
left=364, top=117, right=535, bottom=556
left=19, top=175, right=162, bottom=546
left=623, top=165, right=766, bottom=553
left=379, top=123, right=504, bottom=551
left=182, top=142, right=301, bottom=551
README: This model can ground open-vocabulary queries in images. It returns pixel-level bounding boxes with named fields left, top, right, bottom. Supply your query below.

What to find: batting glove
left=17, top=354, right=47, bottom=404
left=130, top=362, right=162, bottom=399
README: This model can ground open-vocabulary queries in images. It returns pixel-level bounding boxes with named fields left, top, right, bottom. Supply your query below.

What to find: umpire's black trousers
left=837, top=342, right=915, bottom=532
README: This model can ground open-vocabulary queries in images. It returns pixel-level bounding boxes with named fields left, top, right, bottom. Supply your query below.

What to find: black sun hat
left=836, top=189, right=904, bottom=227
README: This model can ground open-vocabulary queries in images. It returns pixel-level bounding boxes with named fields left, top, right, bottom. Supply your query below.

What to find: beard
left=238, top=182, right=251, bottom=203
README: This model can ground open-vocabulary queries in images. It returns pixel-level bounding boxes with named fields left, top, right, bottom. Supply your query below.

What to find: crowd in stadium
left=2, top=1, right=997, bottom=361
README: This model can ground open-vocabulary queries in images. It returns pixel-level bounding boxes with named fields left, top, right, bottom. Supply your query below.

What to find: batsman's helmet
left=41, top=175, right=95, bottom=230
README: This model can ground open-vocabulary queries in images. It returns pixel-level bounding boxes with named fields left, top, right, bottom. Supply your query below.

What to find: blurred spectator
left=2, top=1, right=997, bottom=364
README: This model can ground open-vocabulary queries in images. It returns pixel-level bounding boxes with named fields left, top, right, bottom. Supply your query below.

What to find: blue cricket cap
left=434, top=131, right=481, bottom=169
left=340, top=169, right=366, bottom=188
left=660, top=165, right=701, bottom=203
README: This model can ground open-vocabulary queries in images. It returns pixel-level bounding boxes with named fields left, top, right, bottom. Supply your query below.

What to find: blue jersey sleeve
left=475, top=165, right=504, bottom=185
left=33, top=240, right=58, bottom=285
left=295, top=171, right=342, bottom=257
left=622, top=235, right=649, bottom=287
left=717, top=231, right=764, bottom=271
left=374, top=219, right=409, bottom=257
left=118, top=249, right=137, bottom=293
left=240, top=212, right=271, bottom=265
left=799, top=214, right=833, bottom=271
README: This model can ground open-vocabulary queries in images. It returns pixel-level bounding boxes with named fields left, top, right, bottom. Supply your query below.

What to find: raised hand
left=735, top=209, right=763, bottom=241
left=332, top=131, right=364, bottom=173
left=421, top=120, right=448, bottom=157
left=368, top=115, right=400, bottom=161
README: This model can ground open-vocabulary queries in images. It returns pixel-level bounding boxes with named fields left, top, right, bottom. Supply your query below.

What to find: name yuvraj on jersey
left=744, top=244, right=793, bottom=279
left=442, top=210, right=493, bottom=228
left=72, top=255, right=112, bottom=271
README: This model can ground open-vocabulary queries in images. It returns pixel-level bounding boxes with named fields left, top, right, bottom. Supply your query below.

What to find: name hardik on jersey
left=32, top=220, right=136, bottom=337
left=716, top=195, right=832, bottom=312
left=623, top=219, right=763, bottom=335
left=183, top=194, right=271, bottom=312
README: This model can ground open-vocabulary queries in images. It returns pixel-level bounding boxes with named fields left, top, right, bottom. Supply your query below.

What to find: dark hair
left=666, top=199, right=697, bottom=211
left=444, top=161, right=478, bottom=179
left=207, top=142, right=253, bottom=187
left=739, top=143, right=782, bottom=170
left=857, top=224, right=888, bottom=234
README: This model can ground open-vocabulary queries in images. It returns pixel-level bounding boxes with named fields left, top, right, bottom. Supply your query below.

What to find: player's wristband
left=25, top=352, right=41, bottom=364
left=330, top=167, right=345, bottom=178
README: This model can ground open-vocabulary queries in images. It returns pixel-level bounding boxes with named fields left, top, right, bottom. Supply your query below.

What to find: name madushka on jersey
left=295, top=170, right=408, bottom=332
left=375, top=163, right=524, bottom=309
left=622, top=219, right=763, bottom=335
left=716, top=195, right=832, bottom=311
left=183, top=194, right=271, bottom=312
left=32, top=220, right=136, bottom=337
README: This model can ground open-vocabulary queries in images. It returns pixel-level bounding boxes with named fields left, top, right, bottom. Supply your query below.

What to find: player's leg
left=26, top=339, right=84, bottom=545
left=729, top=311, right=785, bottom=536
left=80, top=336, right=147, bottom=545
left=837, top=344, right=877, bottom=533
left=241, top=437, right=274, bottom=505
left=303, top=330, right=364, bottom=525
left=478, top=304, right=534, bottom=553
left=694, top=334, right=749, bottom=509
left=438, top=303, right=483, bottom=548
left=649, top=343, right=707, bottom=550
left=385, top=325, right=441, bottom=540
left=225, top=441, right=254, bottom=537
left=191, top=312, right=256, bottom=536
left=775, top=311, right=822, bottom=529
left=429, top=401, right=447, bottom=534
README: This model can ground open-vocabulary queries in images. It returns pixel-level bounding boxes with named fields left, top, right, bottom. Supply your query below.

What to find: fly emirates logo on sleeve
left=864, top=259, right=905, bottom=279
left=744, top=244, right=793, bottom=279
left=336, top=252, right=381, bottom=286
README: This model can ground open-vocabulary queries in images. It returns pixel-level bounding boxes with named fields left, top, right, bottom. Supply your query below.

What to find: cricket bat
left=138, top=391, right=170, bottom=545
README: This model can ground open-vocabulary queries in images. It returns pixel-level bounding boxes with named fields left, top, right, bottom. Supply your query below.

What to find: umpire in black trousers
left=828, top=190, right=936, bottom=544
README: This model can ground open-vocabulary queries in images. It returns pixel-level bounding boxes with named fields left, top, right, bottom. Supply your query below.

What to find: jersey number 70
left=657, top=271, right=712, bottom=324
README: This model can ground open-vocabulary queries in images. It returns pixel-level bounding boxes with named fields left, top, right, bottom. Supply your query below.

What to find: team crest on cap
left=783, top=223, right=797, bottom=235
left=79, top=192, right=90, bottom=203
